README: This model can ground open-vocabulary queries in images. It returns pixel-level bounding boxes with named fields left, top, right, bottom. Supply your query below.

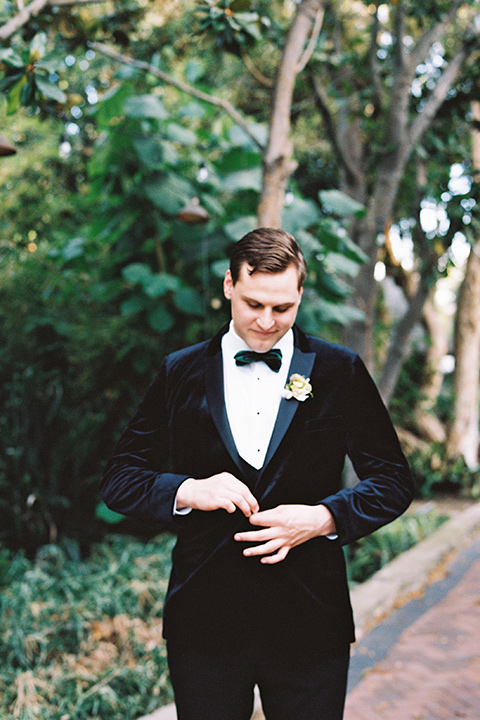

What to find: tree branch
left=309, top=74, right=363, bottom=188
left=257, top=0, right=325, bottom=226
left=90, top=42, right=265, bottom=152
left=407, top=0, right=466, bottom=72
left=405, top=45, right=469, bottom=162
left=296, top=6, right=324, bottom=73
left=368, top=6, right=384, bottom=112
left=0, top=0, right=105, bottom=41
left=0, top=0, right=48, bottom=40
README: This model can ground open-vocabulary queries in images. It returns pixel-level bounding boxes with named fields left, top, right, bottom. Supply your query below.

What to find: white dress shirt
left=174, top=323, right=337, bottom=538
left=222, top=322, right=293, bottom=469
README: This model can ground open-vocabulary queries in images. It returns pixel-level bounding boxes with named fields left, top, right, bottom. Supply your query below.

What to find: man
left=101, top=228, right=414, bottom=720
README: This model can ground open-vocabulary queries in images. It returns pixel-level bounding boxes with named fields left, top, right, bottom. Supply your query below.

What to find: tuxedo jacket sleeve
left=100, top=326, right=414, bottom=548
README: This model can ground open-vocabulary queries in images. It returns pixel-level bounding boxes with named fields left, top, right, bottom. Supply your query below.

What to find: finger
left=260, top=546, right=290, bottom=564
left=224, top=479, right=259, bottom=515
left=219, top=498, right=238, bottom=514
left=242, top=539, right=283, bottom=557
left=234, top=528, right=275, bottom=542
left=248, top=509, right=279, bottom=527
left=227, top=492, right=258, bottom=517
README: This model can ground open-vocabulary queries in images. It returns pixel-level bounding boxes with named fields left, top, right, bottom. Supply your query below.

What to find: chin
left=248, top=334, right=278, bottom=352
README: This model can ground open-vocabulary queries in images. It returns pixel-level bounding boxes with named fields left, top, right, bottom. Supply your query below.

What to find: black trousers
left=167, top=635, right=350, bottom=720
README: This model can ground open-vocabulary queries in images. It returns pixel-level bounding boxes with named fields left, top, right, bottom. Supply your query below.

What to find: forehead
left=236, top=264, right=301, bottom=302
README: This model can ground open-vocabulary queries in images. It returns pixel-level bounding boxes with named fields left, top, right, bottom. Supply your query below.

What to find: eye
left=274, top=306, right=290, bottom=313
left=247, top=301, right=261, bottom=309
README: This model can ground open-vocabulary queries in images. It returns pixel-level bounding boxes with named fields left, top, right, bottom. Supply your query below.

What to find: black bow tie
left=234, top=349, right=283, bottom=372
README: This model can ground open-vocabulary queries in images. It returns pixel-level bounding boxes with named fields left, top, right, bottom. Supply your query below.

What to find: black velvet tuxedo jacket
left=101, top=325, right=414, bottom=648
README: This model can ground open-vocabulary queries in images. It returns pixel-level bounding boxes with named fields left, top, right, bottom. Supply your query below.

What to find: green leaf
left=314, top=298, right=364, bottom=324
left=165, top=123, right=197, bottom=146
left=94, top=83, right=133, bottom=126
left=224, top=216, right=257, bottom=240
left=338, top=233, right=369, bottom=263
left=282, top=198, right=321, bottom=235
left=0, top=48, right=24, bottom=68
left=216, top=148, right=262, bottom=173
left=295, top=229, right=324, bottom=263
left=223, top=167, right=262, bottom=191
left=60, top=237, right=85, bottom=260
left=134, top=136, right=164, bottom=169
left=231, top=0, right=253, bottom=10
left=184, top=59, right=206, bottom=84
left=319, top=189, right=365, bottom=217
left=148, top=305, right=174, bottom=332
left=29, top=32, right=47, bottom=61
left=0, top=71, right=25, bottom=92
left=144, top=272, right=180, bottom=298
left=324, top=252, right=362, bottom=277
left=120, top=295, right=146, bottom=316
left=211, top=259, right=230, bottom=278
left=316, top=266, right=351, bottom=300
left=7, top=75, right=26, bottom=114
left=35, top=76, right=67, bottom=103
left=145, top=173, right=193, bottom=215
left=124, top=94, right=167, bottom=120
left=122, top=263, right=152, bottom=284
left=174, top=287, right=204, bottom=315
left=228, top=123, right=267, bottom=148
left=20, top=77, right=35, bottom=106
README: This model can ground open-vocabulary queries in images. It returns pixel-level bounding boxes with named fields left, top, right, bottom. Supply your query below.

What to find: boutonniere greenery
left=282, top=373, right=313, bottom=402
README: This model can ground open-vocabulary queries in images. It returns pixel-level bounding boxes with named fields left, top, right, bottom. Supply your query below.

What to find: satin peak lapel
left=259, top=346, right=316, bottom=475
left=205, top=349, right=246, bottom=475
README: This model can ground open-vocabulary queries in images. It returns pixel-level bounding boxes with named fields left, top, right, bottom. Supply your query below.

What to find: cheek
left=278, top=311, right=296, bottom=327
left=233, top=306, right=255, bottom=326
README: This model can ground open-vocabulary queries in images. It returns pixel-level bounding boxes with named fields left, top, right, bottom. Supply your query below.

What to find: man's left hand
left=234, top=504, right=337, bottom=564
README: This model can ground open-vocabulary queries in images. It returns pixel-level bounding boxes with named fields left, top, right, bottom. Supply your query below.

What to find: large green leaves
left=0, top=33, right=66, bottom=113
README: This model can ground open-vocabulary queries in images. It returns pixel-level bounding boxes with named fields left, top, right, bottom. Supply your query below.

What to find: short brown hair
left=230, top=228, right=307, bottom=289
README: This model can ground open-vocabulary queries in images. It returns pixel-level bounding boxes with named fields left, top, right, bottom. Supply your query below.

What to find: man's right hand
left=175, top=472, right=259, bottom=517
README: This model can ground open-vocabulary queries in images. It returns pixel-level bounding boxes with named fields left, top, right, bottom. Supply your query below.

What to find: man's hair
left=229, top=228, right=307, bottom=289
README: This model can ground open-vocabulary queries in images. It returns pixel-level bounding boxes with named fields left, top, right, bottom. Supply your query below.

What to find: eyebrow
left=242, top=295, right=296, bottom=309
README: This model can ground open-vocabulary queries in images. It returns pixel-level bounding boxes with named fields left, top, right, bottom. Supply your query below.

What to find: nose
left=257, top=308, right=275, bottom=330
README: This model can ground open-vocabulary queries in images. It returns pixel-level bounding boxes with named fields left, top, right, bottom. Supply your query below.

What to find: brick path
left=344, top=543, right=480, bottom=720
left=140, top=528, right=480, bottom=720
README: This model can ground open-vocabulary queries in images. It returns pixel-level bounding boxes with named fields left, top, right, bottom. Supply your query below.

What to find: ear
left=223, top=269, right=233, bottom=300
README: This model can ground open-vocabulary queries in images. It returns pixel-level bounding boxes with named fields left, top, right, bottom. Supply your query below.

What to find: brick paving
left=344, top=540, right=480, bottom=720
left=140, top=528, right=480, bottom=720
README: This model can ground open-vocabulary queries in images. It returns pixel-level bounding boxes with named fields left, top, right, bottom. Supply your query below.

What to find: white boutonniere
left=282, top=373, right=313, bottom=402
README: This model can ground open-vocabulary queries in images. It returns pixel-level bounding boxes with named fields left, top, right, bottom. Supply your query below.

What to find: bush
left=0, top=534, right=175, bottom=720
left=408, top=444, right=480, bottom=499
left=344, top=508, right=448, bottom=586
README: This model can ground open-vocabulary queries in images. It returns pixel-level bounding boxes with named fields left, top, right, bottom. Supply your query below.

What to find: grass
left=1, top=508, right=448, bottom=719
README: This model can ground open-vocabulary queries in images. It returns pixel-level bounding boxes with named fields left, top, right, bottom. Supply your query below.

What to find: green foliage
left=196, top=0, right=270, bottom=56
left=0, top=534, right=175, bottom=720
left=408, top=445, right=480, bottom=499
left=345, top=509, right=448, bottom=586
left=0, top=33, right=67, bottom=114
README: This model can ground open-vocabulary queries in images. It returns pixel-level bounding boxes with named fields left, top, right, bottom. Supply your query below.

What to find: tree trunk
left=378, top=278, right=431, bottom=405
left=336, top=8, right=471, bottom=368
left=413, top=298, right=448, bottom=443
left=446, top=102, right=480, bottom=468
left=446, top=240, right=480, bottom=468
left=257, top=0, right=324, bottom=227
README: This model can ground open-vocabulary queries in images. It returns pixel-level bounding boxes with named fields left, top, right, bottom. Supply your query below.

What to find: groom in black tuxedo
left=101, top=228, right=413, bottom=720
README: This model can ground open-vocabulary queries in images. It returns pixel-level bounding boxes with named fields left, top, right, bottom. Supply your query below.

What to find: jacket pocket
left=303, top=415, right=343, bottom=432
